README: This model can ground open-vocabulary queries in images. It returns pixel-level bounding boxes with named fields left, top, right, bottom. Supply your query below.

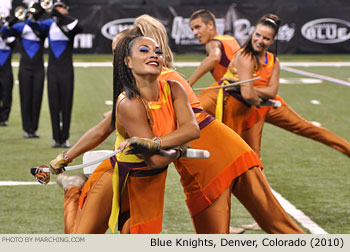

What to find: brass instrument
left=0, top=12, right=7, bottom=24
left=28, top=1, right=38, bottom=13
left=14, top=6, right=27, bottom=21
left=40, top=0, right=54, bottom=11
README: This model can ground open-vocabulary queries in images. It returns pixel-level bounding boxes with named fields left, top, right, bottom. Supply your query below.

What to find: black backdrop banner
left=42, top=2, right=350, bottom=54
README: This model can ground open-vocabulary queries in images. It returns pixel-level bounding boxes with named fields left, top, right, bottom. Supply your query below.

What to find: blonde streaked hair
left=134, top=14, right=174, bottom=68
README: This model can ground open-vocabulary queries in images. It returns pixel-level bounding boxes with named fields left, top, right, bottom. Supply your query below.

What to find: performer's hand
left=224, top=85, right=241, bottom=94
left=174, top=143, right=190, bottom=159
left=120, top=136, right=161, bottom=155
left=31, top=2, right=45, bottom=20
left=221, top=76, right=239, bottom=84
left=221, top=76, right=240, bottom=94
left=49, top=152, right=71, bottom=174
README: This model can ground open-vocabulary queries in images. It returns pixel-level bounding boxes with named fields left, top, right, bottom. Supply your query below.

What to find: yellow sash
left=108, top=133, right=143, bottom=233
left=215, top=70, right=238, bottom=121
left=108, top=161, right=120, bottom=233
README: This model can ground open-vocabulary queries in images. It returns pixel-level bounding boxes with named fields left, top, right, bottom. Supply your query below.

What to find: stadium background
left=6, top=0, right=350, bottom=54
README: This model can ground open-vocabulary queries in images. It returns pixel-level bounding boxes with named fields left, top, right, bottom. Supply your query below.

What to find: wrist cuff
left=62, top=151, right=72, bottom=163
left=152, top=137, right=161, bottom=151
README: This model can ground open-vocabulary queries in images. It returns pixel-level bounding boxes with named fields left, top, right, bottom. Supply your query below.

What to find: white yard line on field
left=173, top=62, right=350, bottom=68
left=280, top=78, right=323, bottom=84
left=14, top=61, right=348, bottom=87
left=280, top=66, right=350, bottom=87
left=0, top=181, right=55, bottom=186
left=0, top=180, right=327, bottom=234
left=271, top=188, right=328, bottom=234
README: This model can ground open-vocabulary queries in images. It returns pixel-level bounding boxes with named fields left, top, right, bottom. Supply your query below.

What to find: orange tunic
left=159, top=69, right=262, bottom=217
left=207, top=51, right=257, bottom=135
left=196, top=35, right=240, bottom=123
left=242, top=52, right=286, bottom=131
left=197, top=37, right=249, bottom=134
left=210, top=35, right=240, bottom=82
left=109, top=79, right=177, bottom=234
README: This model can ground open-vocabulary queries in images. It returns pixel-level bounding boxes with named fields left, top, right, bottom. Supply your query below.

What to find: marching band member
left=0, top=14, right=16, bottom=126
left=1, top=3, right=45, bottom=138
left=28, top=0, right=83, bottom=147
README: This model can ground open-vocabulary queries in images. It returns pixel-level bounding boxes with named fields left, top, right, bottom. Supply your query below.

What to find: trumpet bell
left=40, top=0, right=53, bottom=10
left=0, top=12, right=6, bottom=23
left=28, top=1, right=38, bottom=13
left=14, top=6, right=27, bottom=21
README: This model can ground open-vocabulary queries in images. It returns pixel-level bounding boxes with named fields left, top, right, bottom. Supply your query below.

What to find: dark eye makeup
left=139, top=46, right=163, bottom=55
left=155, top=49, right=163, bottom=55
left=139, top=47, right=149, bottom=53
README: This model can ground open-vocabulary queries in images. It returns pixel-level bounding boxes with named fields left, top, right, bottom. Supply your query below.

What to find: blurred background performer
left=238, top=15, right=350, bottom=159
left=188, top=9, right=261, bottom=135
left=0, top=13, right=16, bottom=126
left=1, top=1, right=46, bottom=138
left=29, top=0, right=83, bottom=147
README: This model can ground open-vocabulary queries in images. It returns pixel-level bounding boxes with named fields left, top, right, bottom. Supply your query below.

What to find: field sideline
left=0, top=54, right=349, bottom=234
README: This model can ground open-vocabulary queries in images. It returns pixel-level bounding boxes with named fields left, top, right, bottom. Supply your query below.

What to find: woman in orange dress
left=50, top=33, right=200, bottom=234
left=233, top=14, right=350, bottom=159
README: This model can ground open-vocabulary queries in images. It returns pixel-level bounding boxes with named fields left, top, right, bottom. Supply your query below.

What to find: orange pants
left=197, top=89, right=251, bottom=135
left=242, top=104, right=350, bottom=158
left=64, top=168, right=113, bottom=234
left=197, top=88, right=218, bottom=117
left=192, top=167, right=304, bottom=234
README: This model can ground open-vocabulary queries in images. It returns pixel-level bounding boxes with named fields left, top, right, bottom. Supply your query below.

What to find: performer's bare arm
left=188, top=40, right=222, bottom=87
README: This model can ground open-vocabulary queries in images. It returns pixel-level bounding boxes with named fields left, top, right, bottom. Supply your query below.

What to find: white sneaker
left=229, top=226, right=245, bottom=234
left=56, top=173, right=87, bottom=191
left=52, top=141, right=61, bottom=148
left=61, top=140, right=71, bottom=148
left=241, top=222, right=261, bottom=230
left=24, top=131, right=31, bottom=138
left=32, top=131, right=40, bottom=138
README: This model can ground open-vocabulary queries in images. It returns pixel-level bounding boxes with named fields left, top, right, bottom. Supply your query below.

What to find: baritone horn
left=40, top=0, right=54, bottom=10
left=28, top=1, right=38, bottom=13
left=14, top=6, right=27, bottom=21
left=0, top=12, right=7, bottom=24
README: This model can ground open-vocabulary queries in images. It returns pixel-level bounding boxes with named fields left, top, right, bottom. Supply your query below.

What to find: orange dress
left=108, top=79, right=177, bottom=234
left=196, top=36, right=254, bottom=135
left=242, top=52, right=285, bottom=131
left=197, top=35, right=240, bottom=117
left=241, top=53, right=350, bottom=158
left=210, top=35, right=240, bottom=81
left=159, top=69, right=262, bottom=217
left=203, top=51, right=258, bottom=135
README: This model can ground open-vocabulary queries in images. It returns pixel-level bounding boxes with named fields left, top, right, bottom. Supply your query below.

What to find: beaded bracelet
left=152, top=137, right=162, bottom=151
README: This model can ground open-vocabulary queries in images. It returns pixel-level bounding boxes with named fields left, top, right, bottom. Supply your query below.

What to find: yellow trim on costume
left=215, top=70, right=235, bottom=121
left=109, top=133, right=142, bottom=233
left=108, top=160, right=131, bottom=233
left=215, top=88, right=224, bottom=121
left=223, top=70, right=237, bottom=80
left=114, top=133, right=143, bottom=163
left=160, top=69, right=174, bottom=75
left=213, top=35, right=234, bottom=41
left=109, top=161, right=120, bottom=233
left=149, top=81, right=171, bottom=110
